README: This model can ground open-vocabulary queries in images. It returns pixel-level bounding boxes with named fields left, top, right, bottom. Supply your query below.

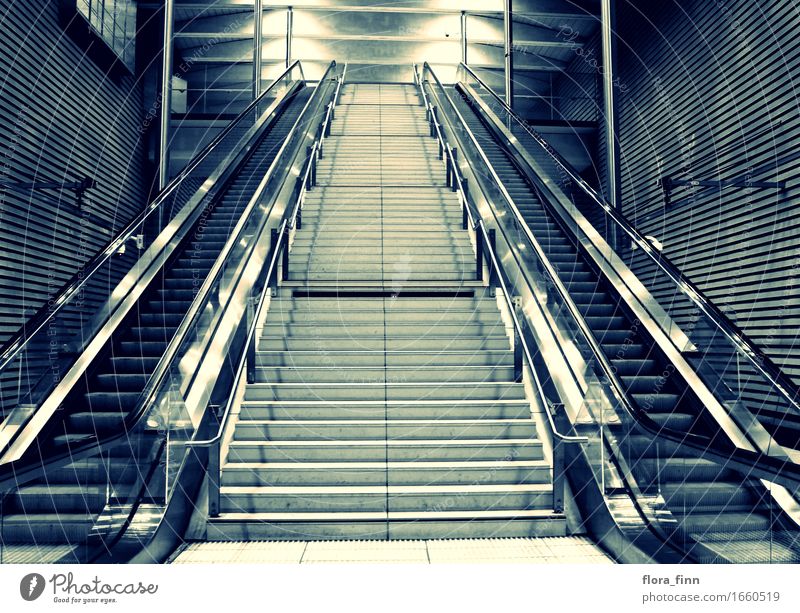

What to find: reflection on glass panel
left=76, top=0, right=136, bottom=72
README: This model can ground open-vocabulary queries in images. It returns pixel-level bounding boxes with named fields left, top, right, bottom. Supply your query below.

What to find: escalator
left=0, top=87, right=311, bottom=552
left=444, top=83, right=800, bottom=562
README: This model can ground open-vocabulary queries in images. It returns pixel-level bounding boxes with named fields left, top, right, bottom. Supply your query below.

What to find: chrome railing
left=457, top=61, right=800, bottom=434
left=0, top=61, right=305, bottom=420
left=186, top=65, right=347, bottom=517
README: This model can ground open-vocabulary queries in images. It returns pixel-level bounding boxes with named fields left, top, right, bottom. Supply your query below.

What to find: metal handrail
left=413, top=65, right=476, bottom=231
left=458, top=61, right=800, bottom=417
left=0, top=60, right=304, bottom=375
left=0, top=61, right=337, bottom=490
left=414, top=64, right=584, bottom=446
left=423, top=62, right=800, bottom=490
left=184, top=66, right=346, bottom=516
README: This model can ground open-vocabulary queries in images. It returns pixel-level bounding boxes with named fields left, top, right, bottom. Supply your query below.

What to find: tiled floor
left=171, top=537, right=613, bottom=564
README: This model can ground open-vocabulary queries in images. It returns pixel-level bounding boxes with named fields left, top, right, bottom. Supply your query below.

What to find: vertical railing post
left=294, top=177, right=302, bottom=202
left=475, top=224, right=484, bottom=282
left=488, top=228, right=497, bottom=290
left=311, top=154, right=317, bottom=188
left=246, top=295, right=257, bottom=384
left=451, top=148, right=459, bottom=192
left=306, top=146, right=314, bottom=188
left=268, top=228, right=279, bottom=289
left=429, top=106, right=436, bottom=137
left=281, top=230, right=290, bottom=282
left=513, top=304, right=524, bottom=383
left=252, top=0, right=263, bottom=99
left=158, top=0, right=175, bottom=194
left=325, top=103, right=333, bottom=137
left=208, top=442, right=221, bottom=517
left=551, top=403, right=566, bottom=514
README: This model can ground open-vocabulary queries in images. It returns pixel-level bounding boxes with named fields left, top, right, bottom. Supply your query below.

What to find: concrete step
left=253, top=350, right=514, bottom=367
left=287, top=272, right=477, bottom=282
left=287, top=263, right=472, bottom=276
left=263, top=310, right=504, bottom=325
left=291, top=236, right=472, bottom=246
left=259, top=323, right=511, bottom=337
left=206, top=510, right=566, bottom=540
left=257, top=336, right=512, bottom=352
left=232, top=419, right=538, bottom=441
left=219, top=483, right=553, bottom=513
left=238, top=400, right=531, bottom=420
left=269, top=296, right=495, bottom=308
left=242, top=382, right=526, bottom=402
left=249, top=365, right=517, bottom=384
left=226, top=438, right=545, bottom=462
left=220, top=460, right=551, bottom=486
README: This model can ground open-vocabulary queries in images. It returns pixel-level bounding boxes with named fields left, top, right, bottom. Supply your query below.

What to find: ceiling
left=141, top=1, right=601, bottom=115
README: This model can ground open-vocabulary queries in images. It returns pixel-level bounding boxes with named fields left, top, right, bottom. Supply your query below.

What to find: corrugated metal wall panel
left=554, top=31, right=601, bottom=125
left=0, top=2, right=146, bottom=341
left=613, top=0, right=800, bottom=386
left=0, top=2, right=146, bottom=408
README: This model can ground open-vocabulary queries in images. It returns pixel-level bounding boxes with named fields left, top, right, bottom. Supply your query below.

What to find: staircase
left=451, top=90, right=800, bottom=563
left=206, top=83, right=565, bottom=540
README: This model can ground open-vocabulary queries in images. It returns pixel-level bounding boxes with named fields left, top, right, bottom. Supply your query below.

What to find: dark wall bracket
left=0, top=177, right=97, bottom=209
left=657, top=175, right=786, bottom=208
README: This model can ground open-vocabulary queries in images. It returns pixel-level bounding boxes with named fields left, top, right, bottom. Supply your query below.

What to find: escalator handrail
left=422, top=62, right=800, bottom=492
left=422, top=62, right=708, bottom=445
left=186, top=65, right=345, bottom=456
left=0, top=61, right=338, bottom=491
left=414, top=64, right=583, bottom=446
left=457, top=61, right=800, bottom=417
left=0, top=60, right=304, bottom=375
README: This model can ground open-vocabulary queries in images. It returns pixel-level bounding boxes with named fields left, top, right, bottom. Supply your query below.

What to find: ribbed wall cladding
left=556, top=1, right=800, bottom=388
left=0, top=1, right=146, bottom=345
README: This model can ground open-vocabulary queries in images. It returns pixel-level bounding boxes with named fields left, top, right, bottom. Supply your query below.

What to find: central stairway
left=206, top=83, right=566, bottom=540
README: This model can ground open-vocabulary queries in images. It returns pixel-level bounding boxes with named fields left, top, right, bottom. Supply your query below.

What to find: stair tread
left=224, top=460, right=549, bottom=469
left=229, top=438, right=540, bottom=447
left=220, top=483, right=552, bottom=494
left=240, top=399, right=529, bottom=406
left=211, top=509, right=561, bottom=521
left=236, top=419, right=535, bottom=425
